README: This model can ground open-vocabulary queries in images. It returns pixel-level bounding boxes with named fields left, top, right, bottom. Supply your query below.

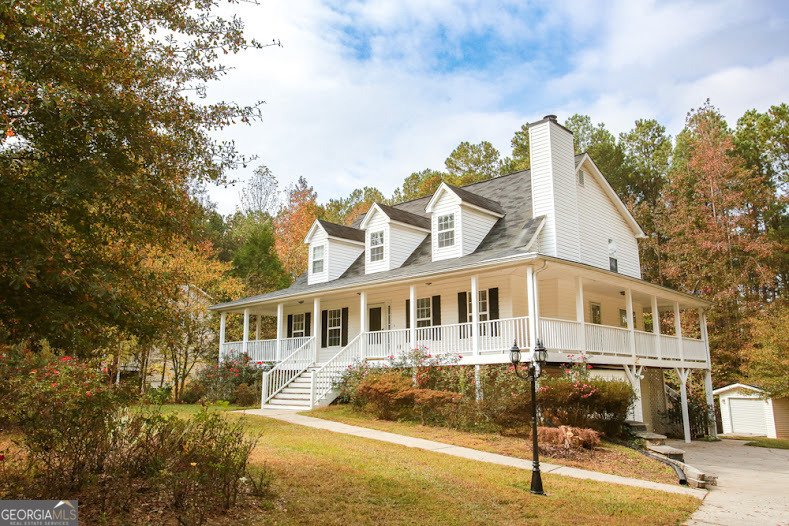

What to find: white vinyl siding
left=576, top=159, right=641, bottom=278
left=461, top=205, right=499, bottom=254
left=528, top=119, right=581, bottom=261
left=431, top=194, right=462, bottom=261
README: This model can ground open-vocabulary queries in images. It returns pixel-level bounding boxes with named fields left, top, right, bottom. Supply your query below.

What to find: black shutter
left=432, top=295, right=442, bottom=340
left=431, top=296, right=441, bottom=325
left=305, top=312, right=311, bottom=336
left=287, top=314, right=293, bottom=338
left=321, top=310, right=328, bottom=348
left=457, top=292, right=467, bottom=323
left=488, top=288, right=499, bottom=336
left=489, top=288, right=499, bottom=319
left=341, top=307, right=349, bottom=347
left=458, top=292, right=468, bottom=339
left=406, top=299, right=410, bottom=329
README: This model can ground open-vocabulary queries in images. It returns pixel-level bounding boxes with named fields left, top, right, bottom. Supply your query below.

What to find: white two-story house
left=210, top=115, right=715, bottom=442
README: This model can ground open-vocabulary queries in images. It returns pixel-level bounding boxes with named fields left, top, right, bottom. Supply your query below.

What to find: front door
left=367, top=303, right=388, bottom=357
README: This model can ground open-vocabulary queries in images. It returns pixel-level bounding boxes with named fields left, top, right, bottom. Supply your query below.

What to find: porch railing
left=221, top=336, right=311, bottom=363
left=365, top=328, right=411, bottom=359
left=415, top=322, right=474, bottom=356
left=261, top=336, right=314, bottom=405
left=479, top=316, right=529, bottom=353
left=585, top=324, right=631, bottom=357
left=311, top=333, right=364, bottom=407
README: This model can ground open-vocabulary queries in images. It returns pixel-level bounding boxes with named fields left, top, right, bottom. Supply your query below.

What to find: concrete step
left=625, top=420, right=648, bottom=432
left=647, top=444, right=685, bottom=462
left=268, top=398, right=310, bottom=407
left=261, top=403, right=308, bottom=411
left=634, top=431, right=668, bottom=445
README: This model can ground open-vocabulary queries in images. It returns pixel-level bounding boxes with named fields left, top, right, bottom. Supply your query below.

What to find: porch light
left=510, top=340, right=546, bottom=496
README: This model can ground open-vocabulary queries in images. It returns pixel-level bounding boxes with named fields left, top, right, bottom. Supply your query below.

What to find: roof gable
left=359, top=202, right=430, bottom=231
left=304, top=219, right=365, bottom=244
left=424, top=182, right=505, bottom=217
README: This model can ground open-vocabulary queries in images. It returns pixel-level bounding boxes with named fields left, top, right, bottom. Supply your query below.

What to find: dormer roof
left=305, top=219, right=365, bottom=244
left=425, top=182, right=505, bottom=217
left=359, top=202, right=430, bottom=231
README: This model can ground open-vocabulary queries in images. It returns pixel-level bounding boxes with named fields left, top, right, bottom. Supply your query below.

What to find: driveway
left=667, top=439, right=789, bottom=525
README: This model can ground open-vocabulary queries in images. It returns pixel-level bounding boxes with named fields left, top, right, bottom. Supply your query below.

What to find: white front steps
left=261, top=365, right=341, bottom=410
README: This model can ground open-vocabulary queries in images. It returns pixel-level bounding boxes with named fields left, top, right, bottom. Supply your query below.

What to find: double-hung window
left=370, top=231, right=384, bottom=262
left=312, top=245, right=324, bottom=274
left=466, top=290, right=489, bottom=322
left=327, top=309, right=341, bottom=346
left=608, top=239, right=618, bottom=273
left=437, top=213, right=455, bottom=248
left=292, top=313, right=305, bottom=337
left=416, top=298, right=432, bottom=327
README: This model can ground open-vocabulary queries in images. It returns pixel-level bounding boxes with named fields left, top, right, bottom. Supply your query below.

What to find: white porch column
left=242, top=308, right=250, bottom=356
left=575, top=276, right=585, bottom=352
left=313, top=297, right=321, bottom=363
left=700, top=309, right=717, bottom=438
left=674, top=302, right=684, bottom=363
left=409, top=285, right=417, bottom=349
left=651, top=295, right=662, bottom=360
left=471, top=275, right=480, bottom=356
left=360, top=291, right=367, bottom=359
left=526, top=266, right=536, bottom=351
left=276, top=303, right=284, bottom=361
left=623, top=365, right=644, bottom=422
left=219, top=312, right=227, bottom=358
left=255, top=314, right=261, bottom=340
left=676, top=367, right=692, bottom=443
left=626, top=288, right=636, bottom=360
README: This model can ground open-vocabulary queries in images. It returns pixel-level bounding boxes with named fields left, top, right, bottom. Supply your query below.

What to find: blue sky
left=208, top=0, right=789, bottom=215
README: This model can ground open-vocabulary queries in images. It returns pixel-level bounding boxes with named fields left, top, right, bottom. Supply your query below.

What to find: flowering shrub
left=191, top=352, right=271, bottom=404
left=538, top=377, right=635, bottom=435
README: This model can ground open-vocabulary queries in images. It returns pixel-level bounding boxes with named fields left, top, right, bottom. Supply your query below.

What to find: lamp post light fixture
left=510, top=339, right=548, bottom=495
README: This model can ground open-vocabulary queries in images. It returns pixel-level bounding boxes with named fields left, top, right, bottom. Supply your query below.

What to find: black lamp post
left=510, top=339, right=548, bottom=495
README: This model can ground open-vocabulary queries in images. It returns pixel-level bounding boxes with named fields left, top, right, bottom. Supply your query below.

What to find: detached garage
left=714, top=383, right=789, bottom=439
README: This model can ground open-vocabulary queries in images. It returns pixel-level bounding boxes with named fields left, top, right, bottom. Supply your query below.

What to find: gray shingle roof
left=212, top=170, right=540, bottom=309
left=316, top=219, right=365, bottom=243
left=444, top=183, right=505, bottom=215
left=372, top=202, right=430, bottom=229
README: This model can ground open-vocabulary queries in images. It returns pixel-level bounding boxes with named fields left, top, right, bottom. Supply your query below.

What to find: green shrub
left=192, top=352, right=269, bottom=403
left=234, top=382, right=258, bottom=406
left=538, top=377, right=635, bottom=435
left=145, top=384, right=173, bottom=404
left=181, top=382, right=206, bottom=404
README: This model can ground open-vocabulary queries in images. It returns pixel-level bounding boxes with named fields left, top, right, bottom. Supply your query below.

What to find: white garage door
left=730, top=398, right=767, bottom=435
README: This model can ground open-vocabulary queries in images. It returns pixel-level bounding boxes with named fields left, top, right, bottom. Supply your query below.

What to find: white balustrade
left=365, top=328, right=411, bottom=359
left=415, top=322, right=474, bottom=356
left=584, top=324, right=631, bottom=356
left=660, top=335, right=681, bottom=359
left=539, top=318, right=579, bottom=351
left=479, top=317, right=529, bottom=353
left=261, top=337, right=315, bottom=405
left=682, top=338, right=707, bottom=361
left=311, top=333, right=364, bottom=406
left=634, top=331, right=658, bottom=358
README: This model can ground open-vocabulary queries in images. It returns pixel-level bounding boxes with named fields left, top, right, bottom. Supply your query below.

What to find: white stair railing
left=310, top=333, right=364, bottom=407
left=262, top=336, right=315, bottom=405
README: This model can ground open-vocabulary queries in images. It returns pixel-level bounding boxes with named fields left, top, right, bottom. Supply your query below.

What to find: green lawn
left=164, top=405, right=701, bottom=525
left=304, top=405, right=679, bottom=485
left=745, top=437, right=789, bottom=449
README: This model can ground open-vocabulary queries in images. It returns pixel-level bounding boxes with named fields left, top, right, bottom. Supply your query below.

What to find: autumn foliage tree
left=657, top=102, right=779, bottom=383
left=274, top=177, right=318, bottom=279
left=0, top=0, right=263, bottom=352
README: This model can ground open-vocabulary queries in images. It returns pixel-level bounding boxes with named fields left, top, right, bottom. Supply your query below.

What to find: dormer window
left=370, top=231, right=384, bottom=262
left=312, top=245, right=324, bottom=274
left=437, top=213, right=455, bottom=248
left=608, top=239, right=618, bottom=273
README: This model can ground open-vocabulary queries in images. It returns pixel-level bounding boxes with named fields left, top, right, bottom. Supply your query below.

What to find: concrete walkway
left=670, top=439, right=789, bottom=526
left=239, top=408, right=704, bottom=498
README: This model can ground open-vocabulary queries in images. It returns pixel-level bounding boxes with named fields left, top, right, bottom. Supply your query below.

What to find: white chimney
left=528, top=115, right=581, bottom=261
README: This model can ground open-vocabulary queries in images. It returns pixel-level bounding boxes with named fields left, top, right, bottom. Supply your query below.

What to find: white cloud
left=206, top=0, right=789, bottom=215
